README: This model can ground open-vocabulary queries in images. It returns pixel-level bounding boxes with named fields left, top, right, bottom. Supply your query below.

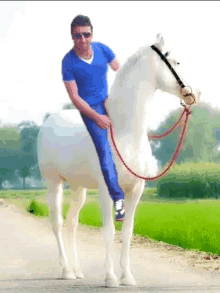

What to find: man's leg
left=81, top=105, right=125, bottom=221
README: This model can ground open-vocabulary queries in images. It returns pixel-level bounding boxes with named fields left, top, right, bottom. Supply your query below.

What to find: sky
left=1, top=1, right=220, bottom=130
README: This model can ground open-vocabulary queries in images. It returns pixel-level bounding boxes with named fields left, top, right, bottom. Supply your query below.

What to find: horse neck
left=108, top=59, right=156, bottom=143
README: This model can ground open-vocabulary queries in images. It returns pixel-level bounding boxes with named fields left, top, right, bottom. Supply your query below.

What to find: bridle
left=108, top=44, right=196, bottom=181
left=151, top=45, right=185, bottom=88
left=151, top=45, right=195, bottom=105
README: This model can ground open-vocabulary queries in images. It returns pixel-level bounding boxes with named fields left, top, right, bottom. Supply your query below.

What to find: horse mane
left=116, top=46, right=148, bottom=87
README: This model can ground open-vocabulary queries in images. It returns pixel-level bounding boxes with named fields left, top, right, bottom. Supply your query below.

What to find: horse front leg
left=120, top=181, right=145, bottom=286
left=99, top=180, right=119, bottom=288
left=66, top=185, right=86, bottom=279
left=47, top=178, right=75, bottom=280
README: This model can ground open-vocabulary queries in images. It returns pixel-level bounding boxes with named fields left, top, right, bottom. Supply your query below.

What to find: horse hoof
left=105, top=274, right=119, bottom=287
left=74, top=269, right=84, bottom=279
left=61, top=268, right=76, bottom=280
left=120, top=273, right=137, bottom=286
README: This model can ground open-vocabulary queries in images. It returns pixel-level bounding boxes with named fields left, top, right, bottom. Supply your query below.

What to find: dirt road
left=1, top=199, right=220, bottom=293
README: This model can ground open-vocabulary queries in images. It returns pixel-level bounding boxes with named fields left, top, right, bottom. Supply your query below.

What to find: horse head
left=153, top=33, right=200, bottom=106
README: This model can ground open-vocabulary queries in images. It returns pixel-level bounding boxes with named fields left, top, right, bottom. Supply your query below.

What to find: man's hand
left=64, top=81, right=112, bottom=129
left=95, top=114, right=111, bottom=129
left=110, top=59, right=120, bottom=71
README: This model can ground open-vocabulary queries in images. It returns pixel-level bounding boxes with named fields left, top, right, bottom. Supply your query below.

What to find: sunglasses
left=73, top=32, right=91, bottom=39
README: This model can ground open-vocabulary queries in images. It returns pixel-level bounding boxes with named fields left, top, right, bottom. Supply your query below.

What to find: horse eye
left=177, top=62, right=180, bottom=65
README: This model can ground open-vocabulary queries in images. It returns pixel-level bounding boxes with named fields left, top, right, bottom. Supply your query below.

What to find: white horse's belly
left=38, top=111, right=101, bottom=189
left=38, top=110, right=158, bottom=190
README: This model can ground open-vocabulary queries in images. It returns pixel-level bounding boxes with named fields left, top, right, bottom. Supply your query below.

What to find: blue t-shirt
left=62, top=42, right=115, bottom=106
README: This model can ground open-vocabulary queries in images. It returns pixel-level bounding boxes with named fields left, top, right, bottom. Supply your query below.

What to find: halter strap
left=151, top=45, right=185, bottom=89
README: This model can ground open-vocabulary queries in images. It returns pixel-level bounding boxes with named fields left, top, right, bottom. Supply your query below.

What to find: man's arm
left=64, top=81, right=111, bottom=129
left=109, top=59, right=120, bottom=71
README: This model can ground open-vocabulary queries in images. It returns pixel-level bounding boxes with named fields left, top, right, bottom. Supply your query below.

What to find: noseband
left=151, top=45, right=195, bottom=105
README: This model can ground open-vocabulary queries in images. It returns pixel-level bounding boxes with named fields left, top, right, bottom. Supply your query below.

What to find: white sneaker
left=114, top=199, right=125, bottom=221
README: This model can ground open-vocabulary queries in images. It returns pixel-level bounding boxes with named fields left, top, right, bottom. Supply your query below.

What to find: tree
left=42, top=103, right=76, bottom=124
left=17, top=120, right=38, bottom=132
left=151, top=102, right=220, bottom=166
left=0, top=167, right=12, bottom=189
left=43, top=112, right=51, bottom=122
left=0, top=148, right=21, bottom=189
left=0, top=127, right=22, bottom=189
left=17, top=121, right=40, bottom=163
left=17, top=121, right=40, bottom=188
left=21, top=166, right=29, bottom=189
left=63, top=103, right=76, bottom=109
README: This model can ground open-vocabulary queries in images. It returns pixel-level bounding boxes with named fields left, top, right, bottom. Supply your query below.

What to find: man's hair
left=71, top=15, right=93, bottom=34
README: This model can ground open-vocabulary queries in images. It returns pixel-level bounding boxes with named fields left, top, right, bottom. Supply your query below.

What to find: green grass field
left=1, top=188, right=220, bottom=255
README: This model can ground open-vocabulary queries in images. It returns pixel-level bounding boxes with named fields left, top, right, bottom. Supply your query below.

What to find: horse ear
left=155, top=33, right=165, bottom=49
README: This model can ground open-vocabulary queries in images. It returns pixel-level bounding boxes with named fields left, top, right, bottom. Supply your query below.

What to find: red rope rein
left=148, top=107, right=186, bottom=140
left=109, top=105, right=192, bottom=181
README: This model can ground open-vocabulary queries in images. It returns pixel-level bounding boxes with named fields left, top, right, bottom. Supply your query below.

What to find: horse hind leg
left=46, top=175, right=75, bottom=279
left=65, top=184, right=86, bottom=279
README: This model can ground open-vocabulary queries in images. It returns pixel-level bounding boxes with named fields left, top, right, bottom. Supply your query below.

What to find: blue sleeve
left=100, top=43, right=116, bottom=63
left=62, top=55, right=76, bottom=82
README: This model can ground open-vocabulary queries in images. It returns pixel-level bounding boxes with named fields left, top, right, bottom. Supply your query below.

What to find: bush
left=157, top=162, right=220, bottom=199
left=28, top=199, right=49, bottom=217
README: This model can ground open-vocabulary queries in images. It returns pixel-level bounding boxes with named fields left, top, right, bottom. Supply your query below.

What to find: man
left=62, top=15, right=125, bottom=221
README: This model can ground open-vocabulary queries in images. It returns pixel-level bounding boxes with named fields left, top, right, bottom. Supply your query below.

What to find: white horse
left=37, top=34, right=200, bottom=287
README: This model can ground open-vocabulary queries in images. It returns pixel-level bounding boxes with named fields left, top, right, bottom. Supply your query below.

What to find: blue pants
left=80, top=102, right=124, bottom=202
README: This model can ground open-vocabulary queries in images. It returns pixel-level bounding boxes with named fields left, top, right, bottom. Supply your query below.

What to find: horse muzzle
left=180, top=86, right=200, bottom=106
